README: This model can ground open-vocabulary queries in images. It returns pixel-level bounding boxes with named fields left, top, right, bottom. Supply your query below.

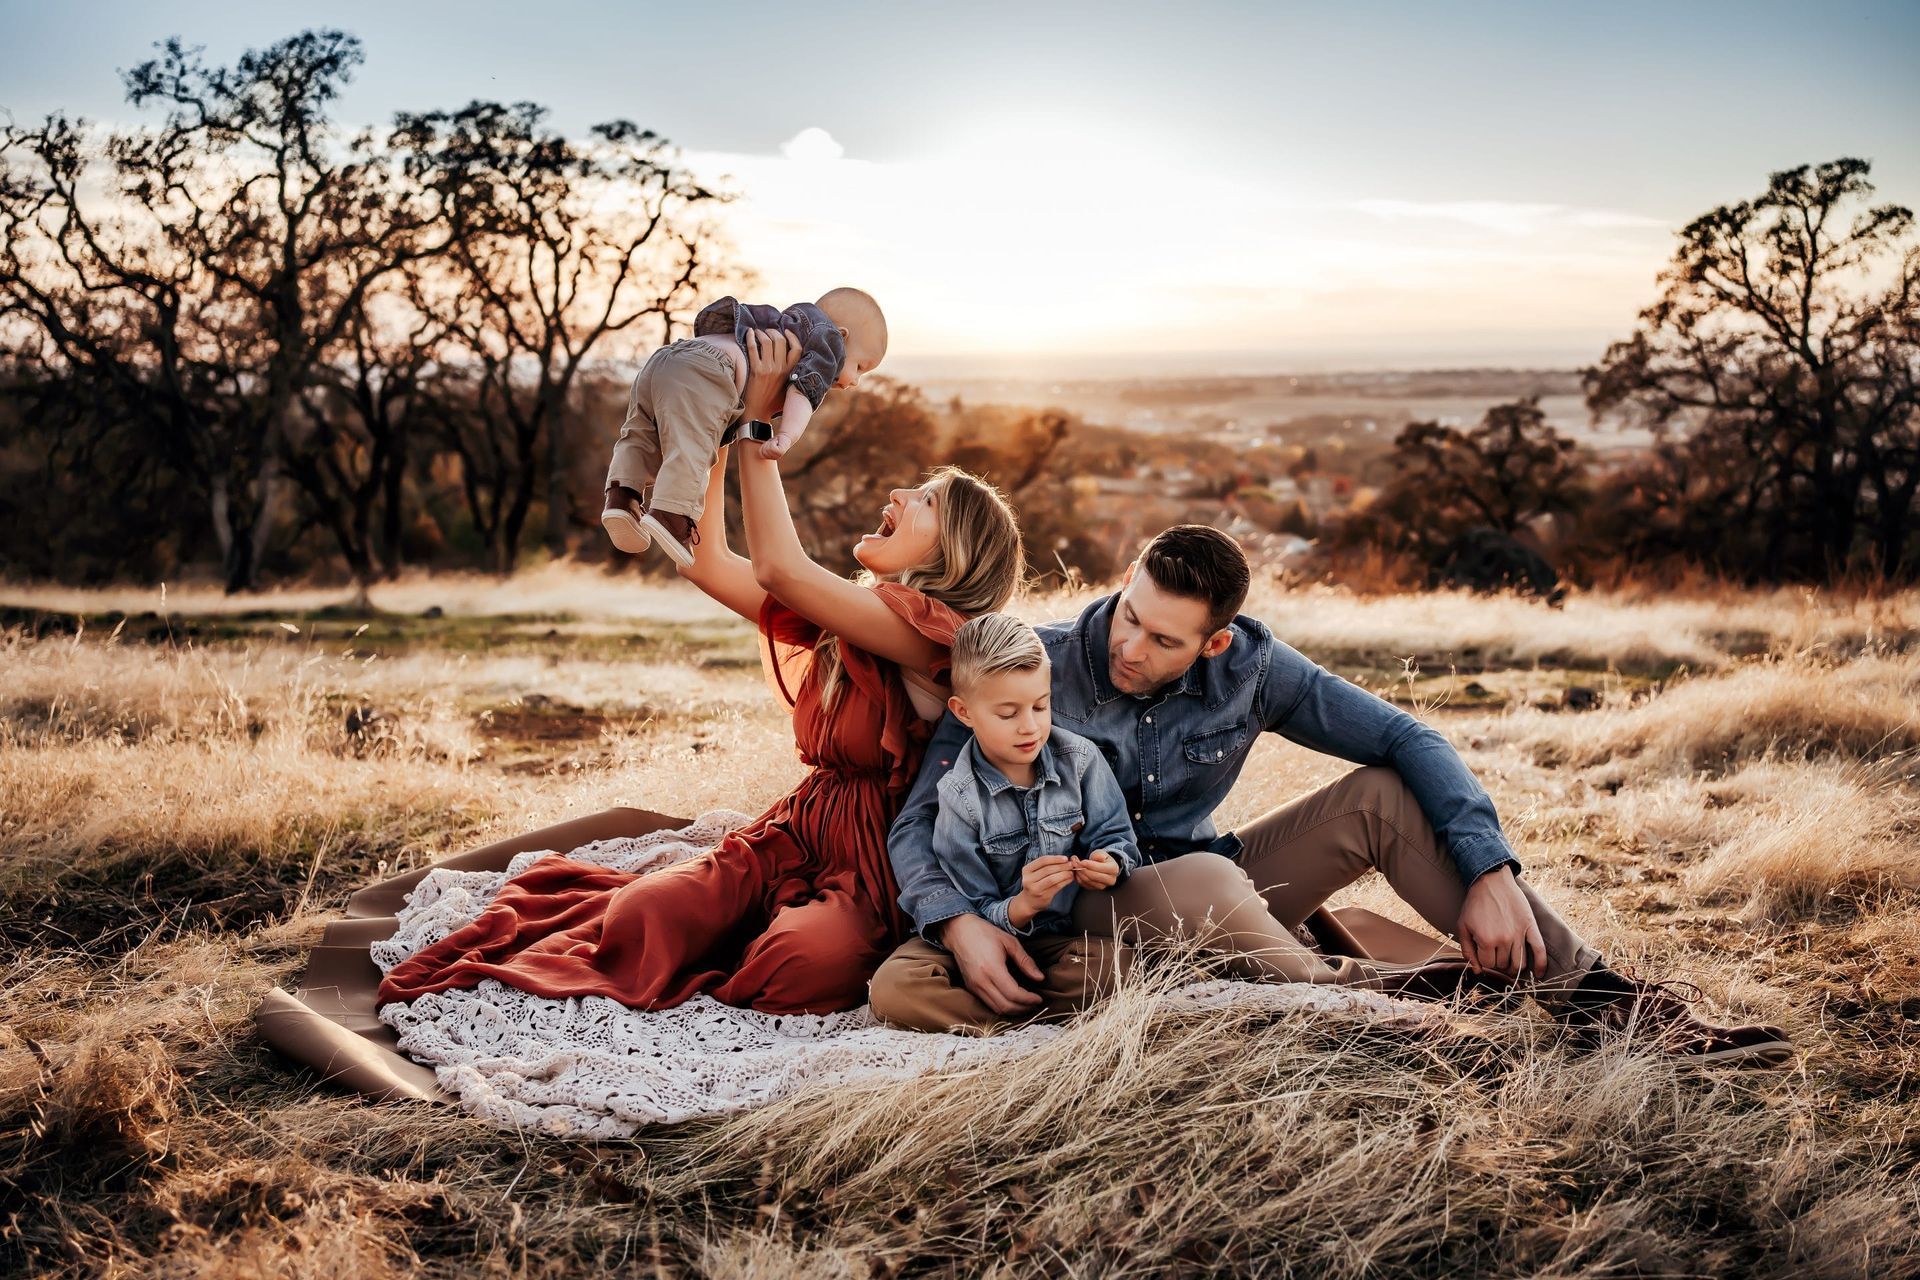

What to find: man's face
left=1106, top=565, right=1230, bottom=696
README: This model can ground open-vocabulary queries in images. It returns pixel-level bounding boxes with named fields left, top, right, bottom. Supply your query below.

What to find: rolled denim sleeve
left=785, top=305, right=846, bottom=410
left=981, top=895, right=1037, bottom=937
left=1260, top=641, right=1520, bottom=884
left=1077, top=751, right=1141, bottom=878
left=888, top=712, right=976, bottom=938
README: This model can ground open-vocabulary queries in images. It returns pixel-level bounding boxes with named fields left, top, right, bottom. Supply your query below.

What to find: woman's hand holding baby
left=743, top=328, right=802, bottom=422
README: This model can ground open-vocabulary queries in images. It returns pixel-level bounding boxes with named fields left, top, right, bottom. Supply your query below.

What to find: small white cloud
left=780, top=127, right=845, bottom=163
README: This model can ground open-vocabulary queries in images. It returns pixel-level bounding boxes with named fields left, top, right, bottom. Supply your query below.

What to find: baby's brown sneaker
left=638, top=510, right=700, bottom=569
left=601, top=485, right=651, bottom=554
left=1561, top=963, right=1794, bottom=1068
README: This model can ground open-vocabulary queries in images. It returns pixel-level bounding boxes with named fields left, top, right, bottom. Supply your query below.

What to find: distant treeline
left=1, top=28, right=1914, bottom=593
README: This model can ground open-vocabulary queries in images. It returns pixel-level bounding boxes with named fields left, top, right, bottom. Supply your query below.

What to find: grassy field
left=3, top=566, right=1918, bottom=1277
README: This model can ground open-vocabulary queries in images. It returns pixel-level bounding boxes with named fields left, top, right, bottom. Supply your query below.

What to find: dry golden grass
left=2, top=575, right=1917, bottom=1277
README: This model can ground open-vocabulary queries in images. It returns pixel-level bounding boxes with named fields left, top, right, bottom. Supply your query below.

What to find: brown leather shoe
left=601, top=484, right=650, bottom=553
left=638, top=510, right=700, bottom=568
left=1564, top=965, right=1794, bottom=1068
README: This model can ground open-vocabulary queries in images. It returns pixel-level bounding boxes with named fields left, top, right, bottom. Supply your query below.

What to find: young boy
left=601, top=287, right=888, bottom=567
left=872, top=613, right=1140, bottom=1034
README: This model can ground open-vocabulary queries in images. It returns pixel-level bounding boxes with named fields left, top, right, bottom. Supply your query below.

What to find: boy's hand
left=1072, top=850, right=1122, bottom=890
left=1016, top=855, right=1076, bottom=914
left=757, top=431, right=795, bottom=460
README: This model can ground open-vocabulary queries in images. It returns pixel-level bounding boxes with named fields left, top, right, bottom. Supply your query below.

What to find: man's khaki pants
left=1071, top=765, right=1602, bottom=990
left=870, top=767, right=1604, bottom=1034
left=870, top=931, right=1134, bottom=1036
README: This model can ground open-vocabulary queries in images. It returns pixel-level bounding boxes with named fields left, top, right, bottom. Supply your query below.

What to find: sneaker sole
left=638, top=512, right=695, bottom=568
left=602, top=509, right=650, bottom=554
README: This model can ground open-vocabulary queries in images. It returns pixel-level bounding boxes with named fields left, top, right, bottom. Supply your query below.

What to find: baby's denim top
left=931, top=726, right=1141, bottom=937
left=694, top=296, right=846, bottom=411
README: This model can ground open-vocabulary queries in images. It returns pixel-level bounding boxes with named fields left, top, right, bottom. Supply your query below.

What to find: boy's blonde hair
left=949, top=613, right=1048, bottom=696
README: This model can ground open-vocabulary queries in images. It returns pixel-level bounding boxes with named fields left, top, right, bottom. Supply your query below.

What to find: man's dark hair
left=1137, top=525, right=1251, bottom=634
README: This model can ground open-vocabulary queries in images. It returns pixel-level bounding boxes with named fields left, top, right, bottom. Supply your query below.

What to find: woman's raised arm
left=733, top=333, right=940, bottom=676
left=737, top=450, right=941, bottom=677
left=674, top=446, right=764, bottom=623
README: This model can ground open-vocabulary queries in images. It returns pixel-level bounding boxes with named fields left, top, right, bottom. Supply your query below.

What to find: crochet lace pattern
left=374, top=811, right=1439, bottom=1137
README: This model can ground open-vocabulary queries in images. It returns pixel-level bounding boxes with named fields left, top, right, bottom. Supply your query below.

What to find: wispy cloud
left=1352, top=199, right=1667, bottom=236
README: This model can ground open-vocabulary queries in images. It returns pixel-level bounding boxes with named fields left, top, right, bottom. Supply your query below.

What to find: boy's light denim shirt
left=930, top=726, right=1141, bottom=937
left=890, top=592, right=1522, bottom=940
left=693, top=296, right=846, bottom=411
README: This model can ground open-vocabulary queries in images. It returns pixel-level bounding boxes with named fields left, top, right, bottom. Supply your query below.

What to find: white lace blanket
left=373, top=811, right=1441, bottom=1138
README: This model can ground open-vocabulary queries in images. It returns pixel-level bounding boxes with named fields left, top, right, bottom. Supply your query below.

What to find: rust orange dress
left=377, top=583, right=963, bottom=1015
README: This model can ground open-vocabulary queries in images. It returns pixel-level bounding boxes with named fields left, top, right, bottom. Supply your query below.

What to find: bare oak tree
left=397, top=102, right=725, bottom=573
left=1586, top=159, right=1920, bottom=579
left=1, top=31, right=450, bottom=590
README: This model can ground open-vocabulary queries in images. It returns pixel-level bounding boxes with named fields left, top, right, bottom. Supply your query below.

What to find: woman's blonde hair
left=814, top=465, right=1024, bottom=706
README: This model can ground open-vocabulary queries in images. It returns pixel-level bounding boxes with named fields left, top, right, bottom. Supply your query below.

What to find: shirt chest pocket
left=982, top=826, right=1031, bottom=874
left=1182, top=724, right=1249, bottom=767
left=1039, top=815, right=1085, bottom=857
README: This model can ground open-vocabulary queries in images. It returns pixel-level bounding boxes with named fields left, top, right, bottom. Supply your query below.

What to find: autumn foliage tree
left=1354, top=398, right=1589, bottom=563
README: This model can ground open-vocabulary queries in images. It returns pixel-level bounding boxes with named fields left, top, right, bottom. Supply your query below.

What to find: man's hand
left=938, top=913, right=1044, bottom=1014
left=1071, top=850, right=1122, bottom=890
left=1456, top=865, right=1547, bottom=981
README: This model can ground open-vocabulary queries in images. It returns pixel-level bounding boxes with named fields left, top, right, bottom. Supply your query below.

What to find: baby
left=876, top=613, right=1139, bottom=1033
left=601, top=287, right=887, bottom=566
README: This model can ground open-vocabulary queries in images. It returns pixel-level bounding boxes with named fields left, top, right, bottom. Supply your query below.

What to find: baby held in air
left=601, top=287, right=888, bottom=566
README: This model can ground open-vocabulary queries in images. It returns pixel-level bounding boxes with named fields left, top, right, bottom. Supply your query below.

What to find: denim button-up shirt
left=890, top=592, right=1521, bottom=939
left=694, top=296, right=846, bottom=411
left=932, top=727, right=1141, bottom=937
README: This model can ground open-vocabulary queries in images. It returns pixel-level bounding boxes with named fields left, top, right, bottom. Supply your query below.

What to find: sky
left=3, top=0, right=1916, bottom=376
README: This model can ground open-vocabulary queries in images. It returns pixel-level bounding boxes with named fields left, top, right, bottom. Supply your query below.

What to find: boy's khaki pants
left=870, top=767, right=1604, bottom=1033
left=870, top=932, right=1133, bottom=1036
left=605, top=339, right=744, bottom=522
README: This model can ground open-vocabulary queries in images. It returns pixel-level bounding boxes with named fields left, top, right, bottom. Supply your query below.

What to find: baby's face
left=834, top=324, right=885, bottom=390
left=952, top=663, right=1052, bottom=773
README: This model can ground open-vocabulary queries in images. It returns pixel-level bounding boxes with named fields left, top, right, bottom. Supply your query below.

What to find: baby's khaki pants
left=605, top=339, right=744, bottom=522
left=870, top=931, right=1134, bottom=1036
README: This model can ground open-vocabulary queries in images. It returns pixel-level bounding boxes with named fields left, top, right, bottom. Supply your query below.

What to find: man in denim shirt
left=873, top=527, right=1795, bottom=1065
left=873, top=614, right=1137, bottom=1035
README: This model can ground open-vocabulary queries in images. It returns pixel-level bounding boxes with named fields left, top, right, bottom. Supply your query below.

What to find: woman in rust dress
left=378, top=331, right=1025, bottom=1014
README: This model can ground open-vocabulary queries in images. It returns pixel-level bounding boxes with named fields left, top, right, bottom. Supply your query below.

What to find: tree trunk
left=544, top=395, right=569, bottom=558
